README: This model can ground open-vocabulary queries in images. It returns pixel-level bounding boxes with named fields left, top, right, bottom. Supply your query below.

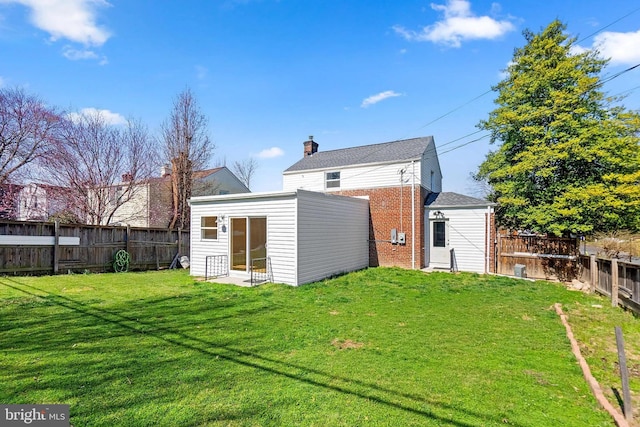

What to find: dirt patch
left=329, top=310, right=339, bottom=315
left=524, top=369, right=551, bottom=386
left=331, top=338, right=364, bottom=350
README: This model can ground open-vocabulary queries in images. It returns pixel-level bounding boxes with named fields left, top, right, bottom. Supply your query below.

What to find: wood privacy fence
left=579, top=255, right=640, bottom=315
left=0, top=220, right=189, bottom=275
left=496, top=234, right=580, bottom=281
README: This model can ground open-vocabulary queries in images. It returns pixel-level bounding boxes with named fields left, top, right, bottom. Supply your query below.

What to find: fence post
left=125, top=225, right=131, bottom=255
left=590, top=255, right=597, bottom=293
left=178, top=227, right=182, bottom=255
left=612, top=258, right=619, bottom=308
left=615, top=326, right=633, bottom=423
left=53, top=220, right=60, bottom=274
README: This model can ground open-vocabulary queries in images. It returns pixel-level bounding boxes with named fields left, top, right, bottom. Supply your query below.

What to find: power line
left=577, top=6, right=640, bottom=44
left=436, top=129, right=484, bottom=149
left=438, top=134, right=490, bottom=156
left=398, top=7, right=640, bottom=142
left=415, top=90, right=493, bottom=131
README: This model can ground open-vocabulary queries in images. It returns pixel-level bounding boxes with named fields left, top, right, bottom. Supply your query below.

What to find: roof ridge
left=306, top=136, right=431, bottom=155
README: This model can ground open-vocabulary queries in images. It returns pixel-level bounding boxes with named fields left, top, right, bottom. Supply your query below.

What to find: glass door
left=231, top=217, right=247, bottom=271
left=230, top=217, right=267, bottom=272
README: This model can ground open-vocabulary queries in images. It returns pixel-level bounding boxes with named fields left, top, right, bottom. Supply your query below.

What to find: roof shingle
left=284, top=136, right=435, bottom=173
left=425, top=192, right=494, bottom=207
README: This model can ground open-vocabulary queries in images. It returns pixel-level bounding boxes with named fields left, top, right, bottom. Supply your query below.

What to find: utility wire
left=415, top=90, right=493, bottom=131
left=438, top=135, right=490, bottom=156
left=400, top=7, right=640, bottom=141
left=577, top=6, right=640, bottom=44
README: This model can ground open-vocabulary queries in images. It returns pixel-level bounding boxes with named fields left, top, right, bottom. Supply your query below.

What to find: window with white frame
left=201, top=216, right=218, bottom=240
left=325, top=171, right=340, bottom=189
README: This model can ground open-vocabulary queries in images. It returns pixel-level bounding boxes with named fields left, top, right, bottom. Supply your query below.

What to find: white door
left=429, top=219, right=450, bottom=267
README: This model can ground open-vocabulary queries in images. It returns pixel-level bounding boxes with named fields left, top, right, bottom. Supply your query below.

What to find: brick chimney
left=303, top=135, right=318, bottom=157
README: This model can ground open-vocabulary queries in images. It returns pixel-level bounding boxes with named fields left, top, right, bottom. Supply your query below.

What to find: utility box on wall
left=514, top=264, right=527, bottom=278
left=397, top=232, right=406, bottom=245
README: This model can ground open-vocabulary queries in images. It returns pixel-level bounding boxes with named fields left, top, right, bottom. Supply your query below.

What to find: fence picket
left=0, top=220, right=190, bottom=274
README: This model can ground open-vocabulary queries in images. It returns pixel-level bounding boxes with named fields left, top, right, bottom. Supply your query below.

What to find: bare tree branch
left=233, top=157, right=259, bottom=190
left=160, top=88, right=214, bottom=229
left=0, top=87, right=62, bottom=185
left=42, top=112, right=157, bottom=225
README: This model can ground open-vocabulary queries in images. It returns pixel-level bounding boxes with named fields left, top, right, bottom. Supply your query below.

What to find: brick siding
left=337, top=186, right=428, bottom=269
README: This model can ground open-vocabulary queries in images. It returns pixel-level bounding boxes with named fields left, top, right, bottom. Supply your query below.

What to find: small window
left=325, top=171, right=340, bottom=189
left=201, top=216, right=218, bottom=240
left=433, top=221, right=446, bottom=247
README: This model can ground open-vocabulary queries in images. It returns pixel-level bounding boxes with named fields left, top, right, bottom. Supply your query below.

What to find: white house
left=189, top=136, right=495, bottom=285
left=110, top=166, right=250, bottom=227
left=425, top=192, right=495, bottom=274
left=189, top=189, right=369, bottom=286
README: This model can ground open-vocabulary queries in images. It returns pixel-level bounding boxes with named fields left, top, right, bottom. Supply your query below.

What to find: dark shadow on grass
left=1, top=277, right=523, bottom=427
left=611, top=388, right=627, bottom=416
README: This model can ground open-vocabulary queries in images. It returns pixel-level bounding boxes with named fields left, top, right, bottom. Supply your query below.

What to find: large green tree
left=476, top=20, right=640, bottom=236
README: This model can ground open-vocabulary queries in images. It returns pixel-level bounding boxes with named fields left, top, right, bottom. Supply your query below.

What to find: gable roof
left=194, top=167, right=224, bottom=179
left=284, top=136, right=435, bottom=173
left=425, top=192, right=494, bottom=208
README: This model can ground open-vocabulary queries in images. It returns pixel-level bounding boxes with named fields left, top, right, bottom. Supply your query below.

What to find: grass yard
left=1, top=268, right=637, bottom=426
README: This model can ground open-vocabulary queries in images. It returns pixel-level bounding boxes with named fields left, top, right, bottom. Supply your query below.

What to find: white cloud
left=257, top=147, right=284, bottom=158
left=393, top=0, right=514, bottom=48
left=593, top=30, right=640, bottom=65
left=62, top=45, right=107, bottom=64
left=361, top=90, right=402, bottom=108
left=1, top=0, right=111, bottom=45
left=68, top=107, right=126, bottom=125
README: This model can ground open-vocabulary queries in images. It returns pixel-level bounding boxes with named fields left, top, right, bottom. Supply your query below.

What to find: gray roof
left=425, top=192, right=494, bottom=208
left=284, top=136, right=435, bottom=173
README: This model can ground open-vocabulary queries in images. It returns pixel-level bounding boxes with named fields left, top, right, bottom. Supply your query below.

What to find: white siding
left=284, top=162, right=423, bottom=191
left=110, top=184, right=150, bottom=227
left=283, top=170, right=325, bottom=191
left=421, top=142, right=442, bottom=192
left=202, top=167, right=251, bottom=195
left=296, top=190, right=369, bottom=285
left=190, top=192, right=298, bottom=285
left=427, top=207, right=488, bottom=273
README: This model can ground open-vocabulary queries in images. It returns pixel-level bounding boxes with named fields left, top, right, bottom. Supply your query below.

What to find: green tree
left=476, top=20, right=640, bottom=236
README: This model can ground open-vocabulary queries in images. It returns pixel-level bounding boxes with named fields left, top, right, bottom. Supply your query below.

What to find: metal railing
left=250, top=257, right=272, bottom=286
left=205, top=255, right=228, bottom=280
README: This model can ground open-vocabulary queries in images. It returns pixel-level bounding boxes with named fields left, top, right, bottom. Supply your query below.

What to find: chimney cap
left=308, top=135, right=313, bottom=141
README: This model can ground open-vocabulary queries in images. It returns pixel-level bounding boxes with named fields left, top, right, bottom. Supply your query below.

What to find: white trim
left=0, top=236, right=80, bottom=246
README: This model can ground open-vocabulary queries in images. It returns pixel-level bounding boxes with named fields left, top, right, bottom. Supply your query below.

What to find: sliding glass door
left=230, top=217, right=267, bottom=272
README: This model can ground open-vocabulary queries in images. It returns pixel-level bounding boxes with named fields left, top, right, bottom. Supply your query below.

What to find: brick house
left=282, top=136, right=442, bottom=270
left=189, top=136, right=495, bottom=286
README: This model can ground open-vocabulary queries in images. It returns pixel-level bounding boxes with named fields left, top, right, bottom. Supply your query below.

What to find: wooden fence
left=0, top=220, right=189, bottom=275
left=496, top=234, right=580, bottom=280
left=579, top=255, right=640, bottom=315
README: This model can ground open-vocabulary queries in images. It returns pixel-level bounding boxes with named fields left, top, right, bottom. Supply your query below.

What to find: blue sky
left=1, top=0, right=639, bottom=194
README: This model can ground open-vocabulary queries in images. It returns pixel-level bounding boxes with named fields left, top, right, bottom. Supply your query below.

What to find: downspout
left=411, top=161, right=416, bottom=270
left=486, top=205, right=491, bottom=273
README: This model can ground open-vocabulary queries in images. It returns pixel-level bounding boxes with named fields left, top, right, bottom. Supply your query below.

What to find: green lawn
left=0, top=268, right=635, bottom=426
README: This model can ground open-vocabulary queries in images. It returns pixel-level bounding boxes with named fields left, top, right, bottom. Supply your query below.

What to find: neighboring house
left=16, top=183, right=70, bottom=222
left=109, top=166, right=250, bottom=227
left=190, top=136, right=495, bottom=286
